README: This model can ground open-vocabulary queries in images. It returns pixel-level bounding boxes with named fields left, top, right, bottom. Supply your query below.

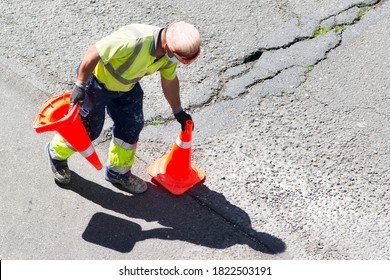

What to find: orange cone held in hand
left=33, top=92, right=103, bottom=170
left=147, top=120, right=205, bottom=195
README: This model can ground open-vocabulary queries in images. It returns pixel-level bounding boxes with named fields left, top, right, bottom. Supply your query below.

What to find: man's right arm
left=77, top=44, right=101, bottom=83
left=70, top=44, right=100, bottom=106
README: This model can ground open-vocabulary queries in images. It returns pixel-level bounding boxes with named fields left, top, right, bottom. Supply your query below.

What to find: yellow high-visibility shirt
left=93, top=24, right=177, bottom=92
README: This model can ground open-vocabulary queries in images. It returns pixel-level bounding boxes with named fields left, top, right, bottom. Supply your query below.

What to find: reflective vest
left=93, top=24, right=177, bottom=92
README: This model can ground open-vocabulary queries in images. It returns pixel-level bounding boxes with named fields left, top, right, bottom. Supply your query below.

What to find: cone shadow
left=82, top=212, right=141, bottom=253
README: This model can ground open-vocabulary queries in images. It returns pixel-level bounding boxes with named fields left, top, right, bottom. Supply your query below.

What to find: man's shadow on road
left=57, top=172, right=286, bottom=255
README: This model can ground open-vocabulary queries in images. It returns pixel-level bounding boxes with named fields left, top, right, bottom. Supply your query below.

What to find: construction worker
left=47, top=20, right=201, bottom=193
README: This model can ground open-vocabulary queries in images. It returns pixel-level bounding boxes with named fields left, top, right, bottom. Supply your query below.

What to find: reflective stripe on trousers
left=49, top=133, right=76, bottom=160
left=50, top=133, right=95, bottom=160
left=106, top=136, right=137, bottom=174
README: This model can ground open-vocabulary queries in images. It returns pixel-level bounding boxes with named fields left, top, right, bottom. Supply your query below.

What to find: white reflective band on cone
left=80, top=144, right=95, bottom=158
left=175, top=137, right=192, bottom=149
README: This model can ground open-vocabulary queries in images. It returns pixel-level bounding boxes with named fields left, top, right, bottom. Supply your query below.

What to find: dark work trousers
left=80, top=73, right=145, bottom=146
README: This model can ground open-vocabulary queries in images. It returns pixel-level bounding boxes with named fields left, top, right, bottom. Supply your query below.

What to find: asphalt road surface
left=0, top=0, right=389, bottom=260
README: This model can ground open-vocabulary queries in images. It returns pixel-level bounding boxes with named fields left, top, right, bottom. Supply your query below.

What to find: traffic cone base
left=33, top=92, right=79, bottom=133
left=147, top=120, right=206, bottom=195
left=33, top=92, right=103, bottom=170
left=148, top=153, right=205, bottom=195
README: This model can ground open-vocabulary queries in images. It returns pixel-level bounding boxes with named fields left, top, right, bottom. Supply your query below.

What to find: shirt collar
left=151, top=28, right=163, bottom=57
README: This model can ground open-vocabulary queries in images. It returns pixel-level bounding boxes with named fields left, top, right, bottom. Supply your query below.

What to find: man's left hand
left=174, top=110, right=193, bottom=131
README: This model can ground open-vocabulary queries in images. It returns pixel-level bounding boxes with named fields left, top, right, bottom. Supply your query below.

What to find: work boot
left=46, top=143, right=71, bottom=184
left=105, top=169, right=147, bottom=194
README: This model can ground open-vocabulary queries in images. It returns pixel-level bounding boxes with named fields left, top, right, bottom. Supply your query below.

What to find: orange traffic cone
left=33, top=91, right=103, bottom=170
left=147, top=120, right=205, bottom=195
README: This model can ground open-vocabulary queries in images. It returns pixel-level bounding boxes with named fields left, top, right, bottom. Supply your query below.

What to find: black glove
left=70, top=83, right=86, bottom=107
left=174, top=110, right=193, bottom=131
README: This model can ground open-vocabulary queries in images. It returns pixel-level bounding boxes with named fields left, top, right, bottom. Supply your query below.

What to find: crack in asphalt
left=137, top=2, right=382, bottom=133
left=189, top=0, right=382, bottom=111
left=189, top=192, right=282, bottom=255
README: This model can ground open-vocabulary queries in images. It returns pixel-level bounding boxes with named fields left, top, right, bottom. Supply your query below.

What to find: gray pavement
left=0, top=0, right=389, bottom=260
left=0, top=63, right=279, bottom=259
